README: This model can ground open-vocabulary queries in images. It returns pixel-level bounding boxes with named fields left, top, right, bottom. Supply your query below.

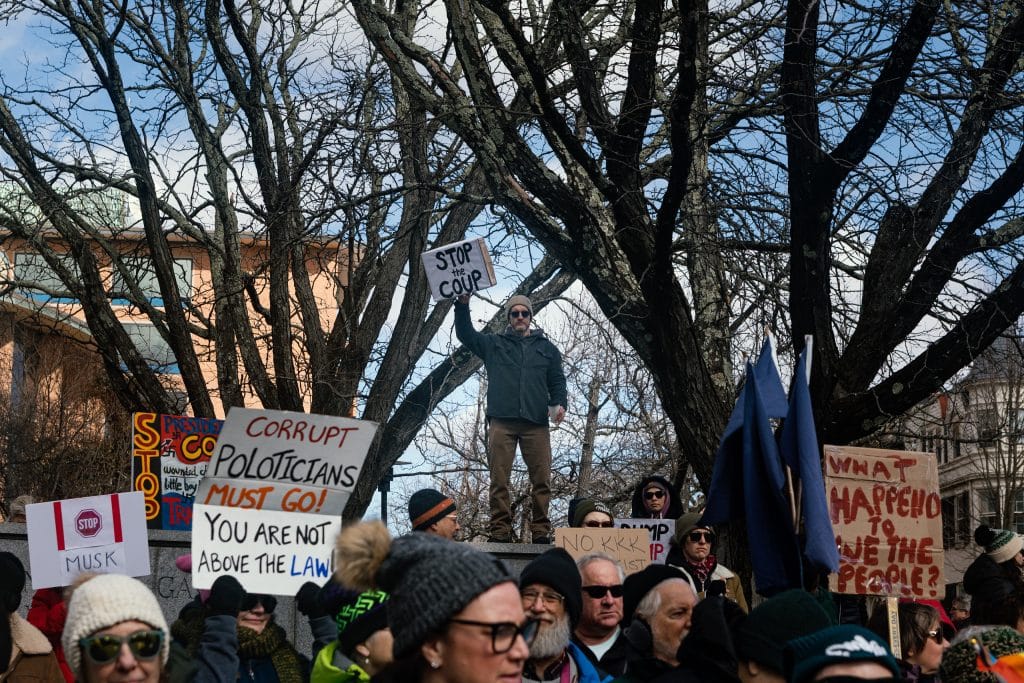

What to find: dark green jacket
left=454, top=301, right=567, bottom=425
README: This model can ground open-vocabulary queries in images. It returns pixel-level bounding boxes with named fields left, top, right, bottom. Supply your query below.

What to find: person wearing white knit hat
left=62, top=574, right=169, bottom=683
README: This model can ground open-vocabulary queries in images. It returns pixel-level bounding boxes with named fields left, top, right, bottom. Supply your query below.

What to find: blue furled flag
left=780, top=346, right=840, bottom=573
left=740, top=362, right=802, bottom=594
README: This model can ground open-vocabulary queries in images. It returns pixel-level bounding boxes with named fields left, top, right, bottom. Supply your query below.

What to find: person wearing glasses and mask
left=572, top=554, right=629, bottom=677
left=455, top=293, right=567, bottom=544
left=666, top=512, right=748, bottom=613
left=335, top=520, right=539, bottom=683
left=61, top=574, right=171, bottom=683
left=629, top=477, right=682, bottom=520
left=865, top=602, right=949, bottom=682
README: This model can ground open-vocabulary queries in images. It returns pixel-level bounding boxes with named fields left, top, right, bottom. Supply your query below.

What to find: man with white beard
left=519, top=548, right=614, bottom=683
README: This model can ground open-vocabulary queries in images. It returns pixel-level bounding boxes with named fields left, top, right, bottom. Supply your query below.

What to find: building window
left=943, top=492, right=971, bottom=548
left=1015, top=491, right=1024, bottom=535
left=13, top=252, right=79, bottom=302
left=979, top=489, right=1000, bottom=529
left=977, top=409, right=1000, bottom=447
left=109, top=257, right=192, bottom=305
left=120, top=323, right=179, bottom=374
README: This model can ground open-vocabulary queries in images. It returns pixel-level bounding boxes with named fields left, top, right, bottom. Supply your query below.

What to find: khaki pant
left=487, top=418, right=551, bottom=539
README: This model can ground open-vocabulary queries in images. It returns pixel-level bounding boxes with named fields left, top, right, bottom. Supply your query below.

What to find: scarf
left=687, top=554, right=718, bottom=589
left=172, top=609, right=305, bottom=683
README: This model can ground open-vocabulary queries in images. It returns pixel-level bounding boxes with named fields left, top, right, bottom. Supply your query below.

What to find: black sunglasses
left=643, top=490, right=665, bottom=500
left=688, top=531, right=715, bottom=543
left=582, top=584, right=624, bottom=599
left=509, top=310, right=531, bottom=318
left=583, top=520, right=614, bottom=528
left=240, top=594, right=277, bottom=613
left=79, top=629, right=164, bottom=664
left=449, top=617, right=539, bottom=654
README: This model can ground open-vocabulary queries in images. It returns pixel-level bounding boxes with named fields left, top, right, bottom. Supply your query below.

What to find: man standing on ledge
left=455, top=293, right=567, bottom=543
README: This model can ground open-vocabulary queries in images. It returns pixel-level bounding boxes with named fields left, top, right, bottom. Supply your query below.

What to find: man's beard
left=529, top=612, right=572, bottom=660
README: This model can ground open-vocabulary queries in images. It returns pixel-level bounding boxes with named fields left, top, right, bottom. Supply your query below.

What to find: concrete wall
left=0, top=524, right=540, bottom=653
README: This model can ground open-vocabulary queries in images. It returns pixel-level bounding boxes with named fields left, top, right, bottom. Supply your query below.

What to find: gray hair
left=576, top=552, right=626, bottom=582
left=634, top=577, right=690, bottom=621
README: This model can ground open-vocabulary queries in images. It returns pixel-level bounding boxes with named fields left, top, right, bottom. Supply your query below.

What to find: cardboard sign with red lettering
left=824, top=445, right=944, bottom=599
left=554, top=527, right=650, bottom=574
left=131, top=412, right=223, bottom=531
left=421, top=238, right=497, bottom=301
left=25, top=492, right=150, bottom=588
left=195, top=408, right=377, bottom=514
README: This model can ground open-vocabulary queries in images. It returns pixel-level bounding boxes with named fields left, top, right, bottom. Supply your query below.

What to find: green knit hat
left=939, top=626, right=1024, bottom=683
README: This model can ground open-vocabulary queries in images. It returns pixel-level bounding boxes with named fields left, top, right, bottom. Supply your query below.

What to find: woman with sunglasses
left=665, top=512, right=748, bottom=613
left=61, top=574, right=170, bottom=683
left=0, top=551, right=62, bottom=681
left=866, top=602, right=949, bottom=681
left=630, top=477, right=682, bottom=520
left=171, top=587, right=307, bottom=683
left=570, top=499, right=615, bottom=528
left=334, top=521, right=537, bottom=683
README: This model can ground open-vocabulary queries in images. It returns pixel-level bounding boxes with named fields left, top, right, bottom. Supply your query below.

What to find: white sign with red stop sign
left=25, top=491, right=150, bottom=588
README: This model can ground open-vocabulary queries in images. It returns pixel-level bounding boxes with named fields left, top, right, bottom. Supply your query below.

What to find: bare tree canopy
left=0, top=1, right=573, bottom=517
left=349, top=0, right=1024, bottom=486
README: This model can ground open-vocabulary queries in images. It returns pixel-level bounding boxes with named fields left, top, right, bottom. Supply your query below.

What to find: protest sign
left=615, top=518, right=675, bottom=564
left=191, top=503, right=341, bottom=595
left=26, top=492, right=150, bottom=588
left=554, top=527, right=650, bottom=574
left=420, top=238, right=497, bottom=301
left=196, top=407, right=377, bottom=514
left=132, top=412, right=223, bottom=530
left=824, top=445, right=943, bottom=599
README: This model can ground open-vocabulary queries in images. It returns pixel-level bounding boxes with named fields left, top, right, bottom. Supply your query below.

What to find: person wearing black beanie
left=1, top=552, right=62, bottom=680
left=518, top=549, right=610, bottom=683
left=408, top=489, right=460, bottom=540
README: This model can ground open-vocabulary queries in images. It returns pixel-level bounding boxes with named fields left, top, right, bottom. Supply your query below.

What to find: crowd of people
left=7, top=491, right=1024, bottom=683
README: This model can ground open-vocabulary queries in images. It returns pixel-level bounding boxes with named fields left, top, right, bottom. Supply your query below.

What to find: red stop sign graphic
left=75, top=509, right=102, bottom=537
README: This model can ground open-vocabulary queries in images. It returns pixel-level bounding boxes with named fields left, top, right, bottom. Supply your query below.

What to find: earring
left=430, top=660, right=440, bottom=669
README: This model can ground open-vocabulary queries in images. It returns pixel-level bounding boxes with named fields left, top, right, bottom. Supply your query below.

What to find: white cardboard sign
left=615, top=518, right=675, bottom=564
left=201, top=408, right=376, bottom=514
left=421, top=238, right=497, bottom=301
left=26, top=492, right=151, bottom=588
left=190, top=504, right=341, bottom=595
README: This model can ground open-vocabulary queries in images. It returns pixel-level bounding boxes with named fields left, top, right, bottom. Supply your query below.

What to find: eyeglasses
left=240, top=594, right=277, bottom=613
left=449, top=618, right=539, bottom=654
left=509, top=310, right=531, bottom=319
left=582, top=584, right=624, bottom=599
left=643, top=490, right=665, bottom=500
left=79, top=629, right=164, bottom=665
left=687, top=531, right=715, bottom=543
left=582, top=520, right=614, bottom=528
left=521, top=589, right=565, bottom=607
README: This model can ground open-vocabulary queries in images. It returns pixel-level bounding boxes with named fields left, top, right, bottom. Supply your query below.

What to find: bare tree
left=348, top=0, right=1024, bottom=493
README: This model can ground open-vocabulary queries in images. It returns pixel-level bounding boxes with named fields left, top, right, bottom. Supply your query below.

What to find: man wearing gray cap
left=455, top=292, right=567, bottom=543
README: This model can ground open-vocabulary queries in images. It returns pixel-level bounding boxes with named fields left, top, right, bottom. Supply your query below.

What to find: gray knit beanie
left=355, top=530, right=513, bottom=658
left=62, top=574, right=170, bottom=678
left=334, top=522, right=515, bottom=658
left=506, top=295, right=533, bottom=317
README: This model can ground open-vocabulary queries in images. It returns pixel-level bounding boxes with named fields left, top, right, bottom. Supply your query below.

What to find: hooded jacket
left=455, top=302, right=567, bottom=425
left=1, top=613, right=62, bottom=683
left=630, top=476, right=683, bottom=520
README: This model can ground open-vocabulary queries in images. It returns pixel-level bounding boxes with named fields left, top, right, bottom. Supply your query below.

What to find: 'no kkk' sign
left=26, top=492, right=151, bottom=589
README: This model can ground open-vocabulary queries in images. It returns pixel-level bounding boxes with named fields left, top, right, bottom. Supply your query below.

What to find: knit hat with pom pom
left=976, top=524, right=1024, bottom=564
left=334, top=521, right=514, bottom=658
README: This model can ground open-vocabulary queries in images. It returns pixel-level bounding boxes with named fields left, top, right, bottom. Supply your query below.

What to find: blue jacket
left=454, top=301, right=567, bottom=425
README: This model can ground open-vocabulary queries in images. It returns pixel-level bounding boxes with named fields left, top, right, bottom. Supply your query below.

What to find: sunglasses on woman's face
left=688, top=531, right=715, bottom=543
left=643, top=490, right=665, bottom=500
left=79, top=629, right=164, bottom=665
left=240, top=594, right=277, bottom=613
left=583, top=520, right=614, bottom=528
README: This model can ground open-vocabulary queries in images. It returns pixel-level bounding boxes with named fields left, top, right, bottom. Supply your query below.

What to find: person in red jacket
left=27, top=586, right=75, bottom=682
